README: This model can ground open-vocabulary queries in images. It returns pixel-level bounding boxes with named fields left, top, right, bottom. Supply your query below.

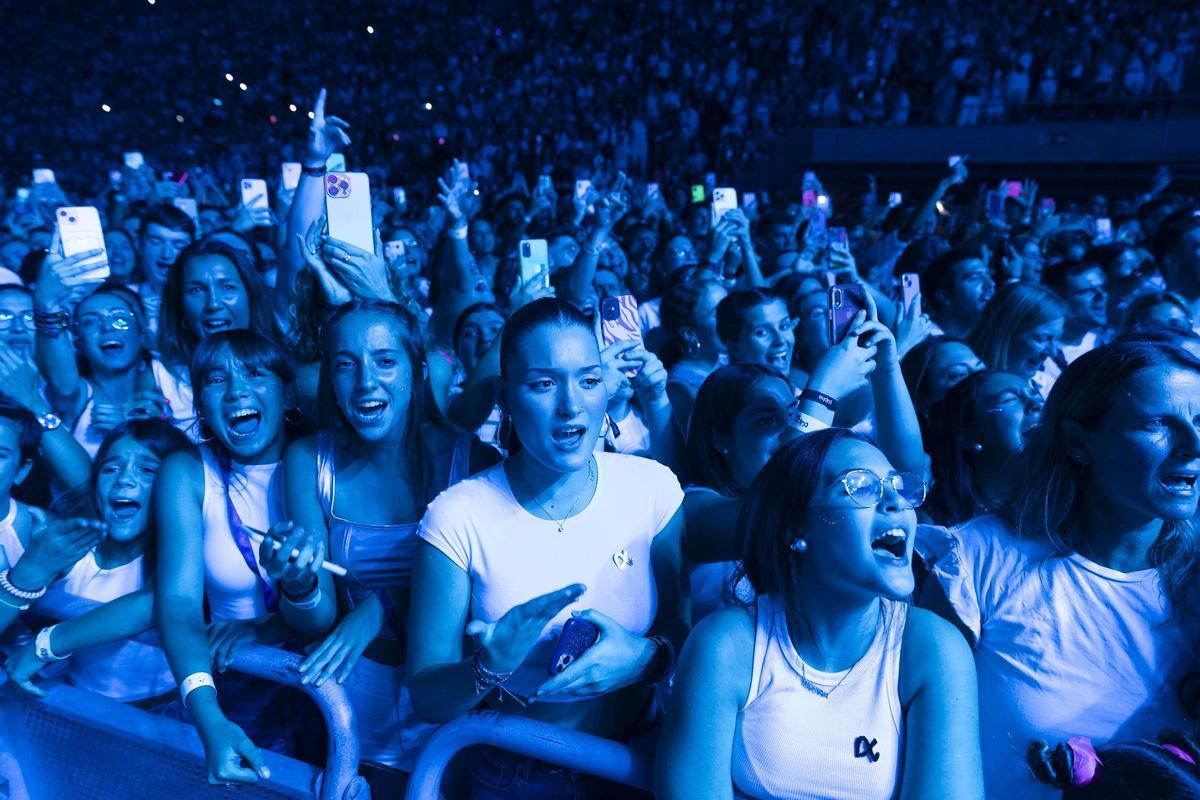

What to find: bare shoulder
left=900, top=605, right=975, bottom=702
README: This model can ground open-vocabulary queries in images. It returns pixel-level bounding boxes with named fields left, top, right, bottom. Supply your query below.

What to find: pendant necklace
left=529, top=458, right=595, bottom=533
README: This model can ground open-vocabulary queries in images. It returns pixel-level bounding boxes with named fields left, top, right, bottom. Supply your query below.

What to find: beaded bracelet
left=0, top=567, right=47, bottom=602
left=34, top=308, right=69, bottom=338
left=471, top=650, right=513, bottom=696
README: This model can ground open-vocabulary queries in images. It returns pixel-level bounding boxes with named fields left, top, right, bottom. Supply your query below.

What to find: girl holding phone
left=409, top=298, right=687, bottom=799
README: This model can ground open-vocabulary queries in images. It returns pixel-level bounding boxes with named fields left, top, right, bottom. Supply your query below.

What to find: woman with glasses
left=658, top=429, right=982, bottom=800
left=34, top=249, right=189, bottom=457
left=0, top=285, right=36, bottom=359
left=918, top=337, right=1200, bottom=799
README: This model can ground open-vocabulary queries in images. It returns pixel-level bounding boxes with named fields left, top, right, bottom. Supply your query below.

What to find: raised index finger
left=313, top=88, right=327, bottom=122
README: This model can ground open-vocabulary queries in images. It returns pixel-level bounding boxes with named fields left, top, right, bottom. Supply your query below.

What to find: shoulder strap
left=315, top=431, right=335, bottom=515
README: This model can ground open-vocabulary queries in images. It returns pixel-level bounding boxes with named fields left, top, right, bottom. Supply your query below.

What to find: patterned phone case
left=547, top=618, right=599, bottom=676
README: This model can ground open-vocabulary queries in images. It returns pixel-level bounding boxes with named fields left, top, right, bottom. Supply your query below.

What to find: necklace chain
left=528, top=458, right=595, bottom=533
left=793, top=600, right=883, bottom=698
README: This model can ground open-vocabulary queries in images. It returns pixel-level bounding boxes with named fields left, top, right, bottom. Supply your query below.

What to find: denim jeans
left=465, top=745, right=652, bottom=800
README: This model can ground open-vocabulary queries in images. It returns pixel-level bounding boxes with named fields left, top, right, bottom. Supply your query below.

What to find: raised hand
left=18, top=519, right=107, bottom=589
left=0, top=345, right=44, bottom=410
left=305, top=88, right=351, bottom=167
left=437, top=159, right=472, bottom=225
left=466, top=583, right=586, bottom=675
left=297, top=215, right=352, bottom=307
left=321, top=229, right=396, bottom=302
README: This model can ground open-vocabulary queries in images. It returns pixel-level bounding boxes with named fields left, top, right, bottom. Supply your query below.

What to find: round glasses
left=831, top=469, right=926, bottom=509
left=75, top=309, right=137, bottom=335
left=0, top=310, right=35, bottom=331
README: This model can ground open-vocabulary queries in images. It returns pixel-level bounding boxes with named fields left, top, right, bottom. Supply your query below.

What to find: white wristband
left=35, top=625, right=67, bottom=661
left=792, top=412, right=831, bottom=433
left=180, top=672, right=216, bottom=706
left=450, top=223, right=469, bottom=240
left=283, top=585, right=322, bottom=610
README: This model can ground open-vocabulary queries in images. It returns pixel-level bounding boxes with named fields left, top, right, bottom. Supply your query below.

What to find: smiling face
left=198, top=346, right=286, bottom=462
left=969, top=371, right=1043, bottom=461
left=720, top=377, right=801, bottom=490
left=1007, top=316, right=1064, bottom=378
left=181, top=254, right=251, bottom=339
left=731, top=299, right=796, bottom=373
left=802, top=439, right=918, bottom=600
left=329, top=313, right=415, bottom=442
left=95, top=436, right=162, bottom=541
left=0, top=288, right=34, bottom=359
left=74, top=293, right=142, bottom=373
left=503, top=323, right=608, bottom=474
left=456, top=308, right=506, bottom=373
left=1077, top=364, right=1200, bottom=525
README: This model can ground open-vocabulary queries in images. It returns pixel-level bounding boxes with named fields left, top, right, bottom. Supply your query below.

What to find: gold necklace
left=528, top=458, right=595, bottom=533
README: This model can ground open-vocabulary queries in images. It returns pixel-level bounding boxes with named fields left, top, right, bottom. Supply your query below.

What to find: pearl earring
left=971, top=442, right=984, bottom=453
left=789, top=538, right=808, bottom=553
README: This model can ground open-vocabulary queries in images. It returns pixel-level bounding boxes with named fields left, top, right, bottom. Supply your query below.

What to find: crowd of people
left=0, top=11, right=1199, bottom=799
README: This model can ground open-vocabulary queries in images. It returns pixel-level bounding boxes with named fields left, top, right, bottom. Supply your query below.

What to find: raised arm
left=565, top=173, right=628, bottom=308
left=0, top=346, right=92, bottom=489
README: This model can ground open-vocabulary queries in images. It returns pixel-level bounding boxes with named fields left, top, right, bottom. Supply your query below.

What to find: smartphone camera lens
left=68, top=216, right=76, bottom=223
left=521, top=243, right=530, bottom=258
left=831, top=287, right=842, bottom=306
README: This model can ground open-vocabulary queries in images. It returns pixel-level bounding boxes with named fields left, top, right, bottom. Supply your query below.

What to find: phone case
left=32, top=169, right=55, bottom=185
left=325, top=172, right=374, bottom=253
left=240, top=179, right=269, bottom=212
left=600, top=295, right=644, bottom=377
left=901, top=273, right=921, bottom=316
left=829, top=227, right=848, bottom=247
left=281, top=162, right=301, bottom=191
left=519, top=239, right=550, bottom=290
left=711, top=187, right=738, bottom=225
left=547, top=618, right=600, bottom=676
left=56, top=207, right=109, bottom=285
left=393, top=187, right=407, bottom=206
left=888, top=192, right=902, bottom=208
left=829, top=284, right=868, bottom=344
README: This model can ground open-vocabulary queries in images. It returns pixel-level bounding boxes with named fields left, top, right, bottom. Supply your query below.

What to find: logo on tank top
left=854, top=736, right=880, bottom=763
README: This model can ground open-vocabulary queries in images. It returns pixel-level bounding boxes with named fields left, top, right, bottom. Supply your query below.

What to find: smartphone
left=711, top=187, right=738, bottom=225
left=986, top=191, right=1005, bottom=222
left=948, top=155, right=964, bottom=168
left=392, top=187, right=407, bottom=206
left=456, top=161, right=470, bottom=183
left=55, top=207, right=110, bottom=285
left=239, top=179, right=269, bottom=223
left=829, top=227, right=848, bottom=247
left=816, top=194, right=831, bottom=214
left=324, top=172, right=374, bottom=253
left=888, top=192, right=903, bottom=208
left=829, top=283, right=869, bottom=345
left=281, top=162, right=301, bottom=191
left=384, top=240, right=406, bottom=261
left=645, top=182, right=660, bottom=201
left=600, top=295, right=644, bottom=376
left=519, top=238, right=550, bottom=291
left=172, top=197, right=199, bottom=226
left=123, top=151, right=144, bottom=170
left=32, top=169, right=56, bottom=185
left=575, top=179, right=592, bottom=200
left=1005, top=180, right=1023, bottom=199
left=547, top=618, right=600, bottom=676
left=162, top=171, right=175, bottom=182
left=901, top=273, right=921, bottom=316
left=690, top=184, right=705, bottom=203
left=15, top=188, right=30, bottom=202
left=326, top=152, right=346, bottom=172
left=743, top=192, right=757, bottom=214
left=1095, top=217, right=1113, bottom=244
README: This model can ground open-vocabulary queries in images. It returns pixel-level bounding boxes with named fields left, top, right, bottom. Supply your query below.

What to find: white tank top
left=199, top=446, right=283, bottom=621
left=48, top=552, right=175, bottom=702
left=732, top=595, right=907, bottom=800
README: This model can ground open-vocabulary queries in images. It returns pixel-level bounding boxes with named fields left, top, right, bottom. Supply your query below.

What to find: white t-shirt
left=1059, top=329, right=1101, bottom=365
left=916, top=516, right=1200, bottom=800
left=419, top=452, right=683, bottom=700
left=43, top=552, right=175, bottom=702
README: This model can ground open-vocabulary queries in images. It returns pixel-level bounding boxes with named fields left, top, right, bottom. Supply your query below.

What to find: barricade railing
left=404, top=710, right=654, bottom=800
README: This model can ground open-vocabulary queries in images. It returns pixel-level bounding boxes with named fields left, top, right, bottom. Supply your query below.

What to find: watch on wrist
left=36, top=412, right=62, bottom=432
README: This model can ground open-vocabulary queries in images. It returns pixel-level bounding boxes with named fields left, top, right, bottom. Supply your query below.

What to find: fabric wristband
left=449, top=223, right=469, bottom=240
left=799, top=387, right=838, bottom=412
left=792, top=412, right=831, bottom=433
left=180, top=672, right=216, bottom=706
left=35, top=625, right=67, bottom=661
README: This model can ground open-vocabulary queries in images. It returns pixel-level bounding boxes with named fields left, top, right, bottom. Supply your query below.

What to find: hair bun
left=1027, top=740, right=1074, bottom=789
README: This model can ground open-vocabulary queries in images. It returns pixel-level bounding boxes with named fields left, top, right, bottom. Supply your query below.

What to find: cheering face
left=970, top=372, right=1043, bottom=461
left=803, top=439, right=918, bottom=601
left=104, top=232, right=136, bottom=281
left=950, top=258, right=994, bottom=316
left=1079, top=364, right=1200, bottom=523
left=393, top=228, right=425, bottom=276
left=456, top=308, right=505, bottom=374
left=139, top=223, right=191, bottom=288
left=0, top=289, right=34, bottom=358
left=181, top=255, right=251, bottom=339
left=198, top=346, right=286, bottom=461
left=74, top=293, right=142, bottom=373
left=925, top=341, right=985, bottom=406
left=329, top=313, right=415, bottom=442
left=504, top=324, right=607, bottom=474
left=720, top=377, right=801, bottom=490
left=1007, top=316, right=1064, bottom=379
left=95, top=436, right=161, bottom=542
left=732, top=299, right=796, bottom=374
left=1063, top=267, right=1108, bottom=328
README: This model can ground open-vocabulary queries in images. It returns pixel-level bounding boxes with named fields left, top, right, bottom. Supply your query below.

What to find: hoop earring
left=599, top=414, right=611, bottom=439
left=498, top=413, right=514, bottom=450
left=284, top=406, right=304, bottom=427
left=193, top=418, right=215, bottom=443
left=789, top=538, right=808, bottom=553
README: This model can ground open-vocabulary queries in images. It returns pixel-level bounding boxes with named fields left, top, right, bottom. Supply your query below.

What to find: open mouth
left=1159, top=473, right=1198, bottom=495
left=100, top=339, right=124, bottom=353
left=551, top=424, right=587, bottom=449
left=226, top=407, right=262, bottom=437
left=202, top=318, right=233, bottom=334
left=871, top=527, right=908, bottom=560
left=107, top=497, right=142, bottom=522
left=768, top=350, right=790, bottom=369
left=353, top=398, right=388, bottom=421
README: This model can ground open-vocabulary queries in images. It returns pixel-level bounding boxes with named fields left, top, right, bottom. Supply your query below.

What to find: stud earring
left=789, top=538, right=808, bottom=553
left=971, top=442, right=984, bottom=453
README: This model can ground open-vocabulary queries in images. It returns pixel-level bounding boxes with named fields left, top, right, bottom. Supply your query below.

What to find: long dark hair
left=159, top=238, right=277, bottom=371
left=318, top=300, right=434, bottom=503
left=1018, top=335, right=1200, bottom=617
left=658, top=277, right=723, bottom=369
left=686, top=363, right=788, bottom=497
left=1027, top=732, right=1200, bottom=799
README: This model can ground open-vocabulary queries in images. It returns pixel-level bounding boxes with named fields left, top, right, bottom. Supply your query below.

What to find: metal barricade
left=404, top=711, right=653, bottom=800
left=0, top=596, right=369, bottom=800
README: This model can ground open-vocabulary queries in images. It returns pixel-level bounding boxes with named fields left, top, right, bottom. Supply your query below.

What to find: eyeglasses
left=0, top=311, right=35, bottom=331
left=75, top=309, right=137, bottom=334
left=826, top=469, right=926, bottom=509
